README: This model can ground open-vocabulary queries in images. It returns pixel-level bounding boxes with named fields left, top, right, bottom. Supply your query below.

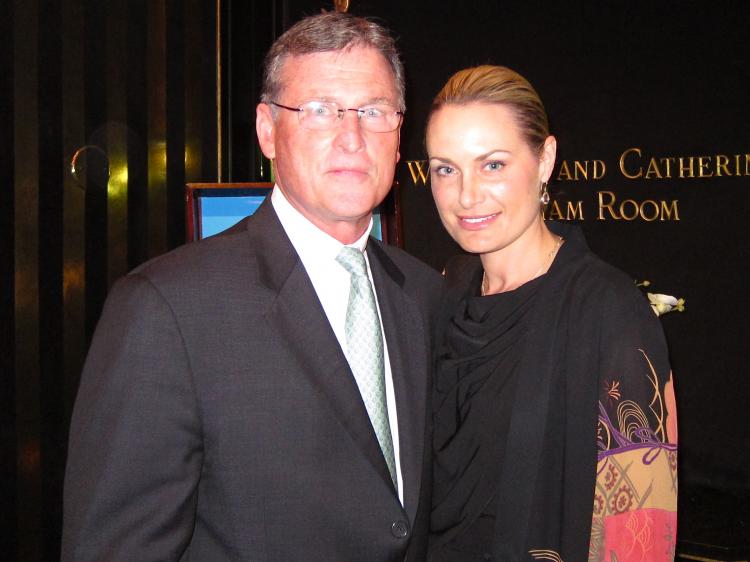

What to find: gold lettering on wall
left=556, top=159, right=606, bottom=181
left=678, top=157, right=695, bottom=178
left=597, top=191, right=680, bottom=221
left=716, top=155, right=730, bottom=176
left=405, top=160, right=430, bottom=185
left=406, top=149, right=747, bottom=187
left=660, top=157, right=675, bottom=178
left=644, top=158, right=663, bottom=179
left=697, top=156, right=713, bottom=178
left=660, top=200, right=680, bottom=221
left=399, top=147, right=742, bottom=222
left=619, top=147, right=643, bottom=179
left=616, top=148, right=749, bottom=179
left=544, top=200, right=585, bottom=221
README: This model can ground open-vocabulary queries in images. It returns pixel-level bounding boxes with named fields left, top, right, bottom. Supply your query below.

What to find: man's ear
left=256, top=103, right=276, bottom=159
left=396, top=127, right=401, bottom=163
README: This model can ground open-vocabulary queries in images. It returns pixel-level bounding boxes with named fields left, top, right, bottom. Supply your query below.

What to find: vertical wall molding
left=7, top=1, right=227, bottom=557
left=14, top=0, right=42, bottom=559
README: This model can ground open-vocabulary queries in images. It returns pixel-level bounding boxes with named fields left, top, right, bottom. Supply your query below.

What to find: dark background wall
left=359, top=0, right=750, bottom=551
left=4, top=0, right=227, bottom=558
left=354, top=0, right=750, bottom=496
left=3, top=0, right=749, bottom=559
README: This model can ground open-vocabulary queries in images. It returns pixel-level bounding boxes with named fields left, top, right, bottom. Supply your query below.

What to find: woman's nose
left=459, top=175, right=484, bottom=208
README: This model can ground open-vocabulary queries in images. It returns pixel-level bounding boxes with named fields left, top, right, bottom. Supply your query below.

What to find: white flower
left=647, top=293, right=685, bottom=316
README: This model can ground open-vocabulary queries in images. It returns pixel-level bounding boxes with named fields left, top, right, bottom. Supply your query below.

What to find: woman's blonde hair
left=429, top=65, right=550, bottom=154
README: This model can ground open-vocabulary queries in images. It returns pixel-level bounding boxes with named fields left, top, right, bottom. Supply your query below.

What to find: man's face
left=256, top=46, right=401, bottom=243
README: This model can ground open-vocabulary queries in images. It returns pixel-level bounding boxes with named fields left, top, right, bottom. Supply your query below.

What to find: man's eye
left=307, top=104, right=334, bottom=116
left=362, top=107, right=384, bottom=118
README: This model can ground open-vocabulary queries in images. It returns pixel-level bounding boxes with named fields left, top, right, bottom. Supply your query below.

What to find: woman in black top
left=426, top=65, right=677, bottom=562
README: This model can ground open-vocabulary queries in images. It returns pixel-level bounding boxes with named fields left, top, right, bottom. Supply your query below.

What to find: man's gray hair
left=261, top=12, right=405, bottom=110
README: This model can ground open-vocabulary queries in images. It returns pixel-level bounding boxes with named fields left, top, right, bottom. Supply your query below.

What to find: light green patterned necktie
left=336, top=247, right=397, bottom=487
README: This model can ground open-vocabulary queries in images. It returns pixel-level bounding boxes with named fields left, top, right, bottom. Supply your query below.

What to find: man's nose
left=335, top=110, right=365, bottom=152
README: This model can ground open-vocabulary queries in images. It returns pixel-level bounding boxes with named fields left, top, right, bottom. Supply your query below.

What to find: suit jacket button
left=391, top=520, right=409, bottom=538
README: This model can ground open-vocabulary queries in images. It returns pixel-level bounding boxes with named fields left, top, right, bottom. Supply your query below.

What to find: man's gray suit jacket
left=62, top=199, right=444, bottom=561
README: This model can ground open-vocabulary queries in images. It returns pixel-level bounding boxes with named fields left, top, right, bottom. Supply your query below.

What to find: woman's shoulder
left=563, top=248, right=658, bottom=329
left=574, top=251, right=635, bottom=292
left=548, top=223, right=639, bottom=300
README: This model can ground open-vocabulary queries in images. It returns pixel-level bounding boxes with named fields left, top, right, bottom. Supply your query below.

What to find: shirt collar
left=270, top=185, right=372, bottom=263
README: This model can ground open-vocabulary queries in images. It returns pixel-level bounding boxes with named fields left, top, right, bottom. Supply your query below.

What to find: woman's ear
left=539, top=135, right=557, bottom=182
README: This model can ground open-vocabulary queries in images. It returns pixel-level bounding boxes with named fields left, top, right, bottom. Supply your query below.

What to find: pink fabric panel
left=602, top=508, right=677, bottom=562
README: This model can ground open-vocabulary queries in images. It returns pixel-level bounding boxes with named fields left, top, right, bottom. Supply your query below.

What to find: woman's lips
left=458, top=213, right=498, bottom=230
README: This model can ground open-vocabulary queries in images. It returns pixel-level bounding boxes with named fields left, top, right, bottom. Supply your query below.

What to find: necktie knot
left=336, top=246, right=368, bottom=278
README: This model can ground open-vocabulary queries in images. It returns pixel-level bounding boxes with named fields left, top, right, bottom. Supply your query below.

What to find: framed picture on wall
left=185, top=182, right=403, bottom=247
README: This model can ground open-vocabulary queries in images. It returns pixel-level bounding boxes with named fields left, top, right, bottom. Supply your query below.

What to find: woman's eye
left=434, top=166, right=454, bottom=176
left=485, top=161, right=504, bottom=171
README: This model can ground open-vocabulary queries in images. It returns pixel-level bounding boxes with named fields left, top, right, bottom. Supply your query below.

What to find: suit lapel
left=247, top=201, right=397, bottom=493
left=368, top=242, right=427, bottom=523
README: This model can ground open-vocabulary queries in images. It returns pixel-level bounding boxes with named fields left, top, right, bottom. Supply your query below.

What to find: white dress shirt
left=271, top=186, right=404, bottom=504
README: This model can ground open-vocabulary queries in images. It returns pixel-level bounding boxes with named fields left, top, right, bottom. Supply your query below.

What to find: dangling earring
left=539, top=181, right=550, bottom=205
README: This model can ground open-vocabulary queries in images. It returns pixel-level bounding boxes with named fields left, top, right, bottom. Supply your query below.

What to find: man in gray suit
left=62, top=11, right=443, bottom=562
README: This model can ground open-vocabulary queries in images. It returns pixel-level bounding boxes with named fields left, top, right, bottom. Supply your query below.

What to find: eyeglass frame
left=269, top=100, right=404, bottom=133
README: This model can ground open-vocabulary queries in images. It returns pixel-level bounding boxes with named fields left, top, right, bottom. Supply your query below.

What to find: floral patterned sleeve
left=588, top=289, right=678, bottom=562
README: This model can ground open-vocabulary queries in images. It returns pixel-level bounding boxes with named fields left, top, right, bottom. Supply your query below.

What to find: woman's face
left=426, top=102, right=555, bottom=256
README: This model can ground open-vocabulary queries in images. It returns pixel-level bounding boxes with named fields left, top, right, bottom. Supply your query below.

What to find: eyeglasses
left=270, top=100, right=404, bottom=133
